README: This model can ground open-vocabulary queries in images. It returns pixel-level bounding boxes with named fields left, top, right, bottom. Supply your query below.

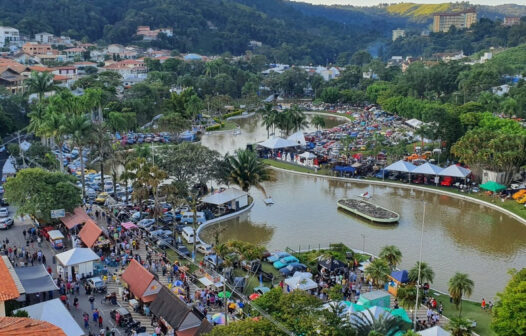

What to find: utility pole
left=224, top=280, right=228, bottom=326
left=414, top=202, right=426, bottom=331
left=192, top=194, right=197, bottom=262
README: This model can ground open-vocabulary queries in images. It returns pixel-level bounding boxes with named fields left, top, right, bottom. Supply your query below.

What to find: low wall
left=196, top=199, right=255, bottom=244
left=270, top=166, right=526, bottom=226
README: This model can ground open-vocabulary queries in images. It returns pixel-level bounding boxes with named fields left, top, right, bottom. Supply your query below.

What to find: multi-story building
left=392, top=29, right=406, bottom=41
left=0, top=27, right=20, bottom=48
left=34, top=32, right=54, bottom=44
left=503, top=17, right=521, bottom=26
left=22, top=42, right=53, bottom=56
left=136, top=26, right=173, bottom=41
left=433, top=9, right=477, bottom=33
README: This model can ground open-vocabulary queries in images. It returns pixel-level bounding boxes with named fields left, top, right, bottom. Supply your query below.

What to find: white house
left=34, top=32, right=54, bottom=44
left=0, top=27, right=20, bottom=48
left=491, top=84, right=510, bottom=97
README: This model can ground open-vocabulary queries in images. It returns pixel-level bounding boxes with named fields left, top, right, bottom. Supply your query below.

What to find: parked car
left=110, top=307, right=132, bottom=327
left=149, top=229, right=172, bottom=239
left=273, top=256, right=299, bottom=269
left=94, top=192, right=110, bottom=204
left=87, top=276, right=107, bottom=293
left=0, top=207, right=8, bottom=217
left=0, top=198, right=8, bottom=206
left=279, top=263, right=307, bottom=277
left=137, top=218, right=155, bottom=228
left=196, top=243, right=213, bottom=255
left=441, top=176, right=454, bottom=187
left=175, top=243, right=191, bottom=257
left=267, top=252, right=290, bottom=263
left=0, top=217, right=14, bottom=229
left=157, top=237, right=174, bottom=249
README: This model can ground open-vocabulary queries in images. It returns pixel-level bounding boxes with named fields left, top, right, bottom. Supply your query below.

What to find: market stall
left=55, top=248, right=100, bottom=281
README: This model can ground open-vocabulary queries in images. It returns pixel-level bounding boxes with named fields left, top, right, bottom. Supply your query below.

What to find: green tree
left=501, top=97, right=518, bottom=118
left=408, top=261, right=435, bottom=284
left=350, top=312, right=406, bottom=336
left=4, top=168, right=81, bottom=222
left=448, top=272, right=475, bottom=318
left=364, top=259, right=390, bottom=287
left=491, top=268, right=526, bottom=336
left=378, top=245, right=402, bottom=270
left=311, top=115, right=326, bottom=131
left=220, top=149, right=275, bottom=195
left=446, top=317, right=475, bottom=336
left=396, top=285, right=417, bottom=309
left=206, top=318, right=282, bottom=335
left=65, top=113, right=93, bottom=199
left=320, top=87, right=340, bottom=103
left=25, top=71, right=56, bottom=101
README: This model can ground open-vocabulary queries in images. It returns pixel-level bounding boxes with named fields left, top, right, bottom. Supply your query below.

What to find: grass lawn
left=209, top=120, right=239, bottom=132
left=431, top=292, right=495, bottom=335
left=263, top=159, right=331, bottom=175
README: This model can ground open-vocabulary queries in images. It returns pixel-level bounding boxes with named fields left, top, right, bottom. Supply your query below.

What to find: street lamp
left=361, top=234, right=365, bottom=254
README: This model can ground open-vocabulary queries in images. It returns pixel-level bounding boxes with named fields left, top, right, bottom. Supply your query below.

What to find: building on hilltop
left=0, top=27, right=20, bottom=48
left=392, top=28, right=406, bottom=41
left=503, top=17, right=521, bottom=26
left=136, top=26, right=173, bottom=41
left=432, top=9, right=477, bottom=33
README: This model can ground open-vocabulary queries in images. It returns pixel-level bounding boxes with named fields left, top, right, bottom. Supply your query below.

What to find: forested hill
left=0, top=0, right=403, bottom=64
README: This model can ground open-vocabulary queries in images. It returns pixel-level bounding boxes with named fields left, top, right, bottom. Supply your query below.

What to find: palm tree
left=364, top=258, right=390, bottom=288
left=408, top=262, right=435, bottom=284
left=25, top=71, right=56, bottom=101
left=448, top=272, right=474, bottom=318
left=66, top=114, right=93, bottom=199
left=379, top=245, right=402, bottom=270
left=42, top=110, right=67, bottom=172
left=446, top=317, right=475, bottom=336
left=137, top=164, right=167, bottom=223
left=396, top=285, right=417, bottom=309
left=310, top=115, right=326, bottom=130
left=351, top=312, right=406, bottom=336
left=27, top=103, right=49, bottom=145
left=222, top=149, right=275, bottom=196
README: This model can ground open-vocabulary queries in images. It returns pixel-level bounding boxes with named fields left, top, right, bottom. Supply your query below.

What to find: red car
left=39, top=226, right=55, bottom=240
left=440, top=176, right=454, bottom=186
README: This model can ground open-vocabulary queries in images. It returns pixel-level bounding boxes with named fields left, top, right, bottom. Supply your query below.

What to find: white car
left=0, top=217, right=13, bottom=229
left=0, top=208, right=8, bottom=217
left=197, top=243, right=213, bottom=255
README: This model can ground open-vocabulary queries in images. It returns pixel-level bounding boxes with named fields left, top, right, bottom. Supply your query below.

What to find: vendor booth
left=258, top=137, right=297, bottom=150
left=284, top=273, right=317, bottom=291
left=357, top=290, right=391, bottom=308
left=121, top=259, right=161, bottom=303
left=78, top=219, right=102, bottom=248
left=60, top=207, right=92, bottom=230
left=15, top=264, right=58, bottom=296
left=55, top=248, right=100, bottom=281
left=201, top=188, right=248, bottom=213
left=387, top=270, right=409, bottom=296
left=16, top=298, right=84, bottom=336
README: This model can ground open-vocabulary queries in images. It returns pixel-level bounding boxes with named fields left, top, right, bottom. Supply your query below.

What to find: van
left=181, top=226, right=196, bottom=244
left=180, top=211, right=206, bottom=225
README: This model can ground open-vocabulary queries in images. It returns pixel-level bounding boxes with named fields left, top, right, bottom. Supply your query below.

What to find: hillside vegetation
left=386, top=3, right=453, bottom=17
left=488, top=43, right=526, bottom=74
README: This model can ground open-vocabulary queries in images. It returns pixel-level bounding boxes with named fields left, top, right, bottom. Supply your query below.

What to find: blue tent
left=333, top=166, right=356, bottom=173
left=391, top=270, right=409, bottom=284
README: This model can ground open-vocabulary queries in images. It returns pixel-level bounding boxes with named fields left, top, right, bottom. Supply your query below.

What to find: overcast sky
left=293, top=0, right=522, bottom=6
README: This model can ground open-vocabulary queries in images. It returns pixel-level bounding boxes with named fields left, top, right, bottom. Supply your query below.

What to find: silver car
left=0, top=217, right=14, bottom=229
left=0, top=208, right=8, bottom=217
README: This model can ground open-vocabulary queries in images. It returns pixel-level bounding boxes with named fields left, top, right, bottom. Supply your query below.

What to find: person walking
left=93, top=308, right=99, bottom=322
left=74, top=297, right=79, bottom=309
left=83, top=313, right=89, bottom=328
left=98, top=315, right=103, bottom=328
left=22, top=229, right=27, bottom=240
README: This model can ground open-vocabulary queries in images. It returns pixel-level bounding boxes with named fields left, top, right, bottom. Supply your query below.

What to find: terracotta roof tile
left=0, top=316, right=66, bottom=336
left=78, top=219, right=102, bottom=248
left=60, top=207, right=91, bottom=229
left=0, top=257, right=19, bottom=301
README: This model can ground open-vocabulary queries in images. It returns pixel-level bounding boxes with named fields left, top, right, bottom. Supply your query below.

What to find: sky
left=293, top=0, right=523, bottom=6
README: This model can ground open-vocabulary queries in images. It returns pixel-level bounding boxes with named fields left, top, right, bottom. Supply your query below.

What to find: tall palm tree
left=448, top=272, right=474, bottom=318
left=27, top=103, right=49, bottom=144
left=137, top=164, right=167, bottom=222
left=66, top=114, right=93, bottom=199
left=25, top=71, right=56, bottom=101
left=364, top=258, right=390, bottom=288
left=351, top=312, right=406, bottom=336
left=42, top=109, right=67, bottom=172
left=310, top=115, right=326, bottom=130
left=379, top=245, right=402, bottom=270
left=408, top=261, right=435, bottom=284
left=396, top=285, right=417, bottom=309
left=446, top=317, right=475, bottom=336
left=223, top=149, right=275, bottom=196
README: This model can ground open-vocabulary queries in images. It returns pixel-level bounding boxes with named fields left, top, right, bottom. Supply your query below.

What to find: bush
left=223, top=110, right=243, bottom=119
left=206, top=123, right=225, bottom=131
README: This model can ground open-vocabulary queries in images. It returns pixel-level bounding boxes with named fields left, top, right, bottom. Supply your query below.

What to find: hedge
left=206, top=123, right=224, bottom=131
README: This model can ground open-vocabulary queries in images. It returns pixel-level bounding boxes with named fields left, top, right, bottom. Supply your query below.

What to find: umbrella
left=249, top=293, right=261, bottom=301
left=218, top=291, right=232, bottom=298
left=212, top=313, right=226, bottom=325
left=174, top=280, right=183, bottom=287
left=479, top=181, right=506, bottom=193
left=173, top=286, right=185, bottom=294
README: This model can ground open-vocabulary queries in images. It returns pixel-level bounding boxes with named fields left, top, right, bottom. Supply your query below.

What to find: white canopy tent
left=2, top=155, right=16, bottom=177
left=412, top=162, right=443, bottom=185
left=55, top=248, right=100, bottom=280
left=201, top=188, right=248, bottom=210
left=16, top=298, right=84, bottom=336
left=418, top=326, right=451, bottom=336
left=299, top=152, right=316, bottom=160
left=285, top=274, right=317, bottom=291
left=384, top=160, right=417, bottom=181
left=438, top=165, right=471, bottom=178
left=258, top=137, right=297, bottom=150
left=287, top=131, right=306, bottom=146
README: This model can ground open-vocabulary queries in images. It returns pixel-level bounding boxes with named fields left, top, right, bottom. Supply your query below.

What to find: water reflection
left=201, top=213, right=274, bottom=246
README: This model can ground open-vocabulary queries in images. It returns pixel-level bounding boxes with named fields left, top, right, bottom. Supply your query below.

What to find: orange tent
left=78, top=219, right=102, bottom=248
left=60, top=207, right=91, bottom=229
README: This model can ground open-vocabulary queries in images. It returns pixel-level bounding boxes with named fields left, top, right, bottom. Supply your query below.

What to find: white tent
left=405, top=118, right=424, bottom=129
left=258, top=137, right=297, bottom=149
left=418, top=326, right=451, bottom=336
left=384, top=160, right=416, bottom=173
left=2, top=156, right=16, bottom=176
left=438, top=165, right=471, bottom=178
left=201, top=188, right=248, bottom=208
left=287, top=131, right=306, bottom=146
left=285, top=274, right=317, bottom=291
left=412, top=162, right=443, bottom=175
left=299, top=152, right=316, bottom=160
left=16, top=298, right=84, bottom=336
left=55, top=248, right=99, bottom=266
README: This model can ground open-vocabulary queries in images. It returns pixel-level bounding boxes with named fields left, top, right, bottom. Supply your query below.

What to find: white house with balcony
left=0, top=27, right=20, bottom=48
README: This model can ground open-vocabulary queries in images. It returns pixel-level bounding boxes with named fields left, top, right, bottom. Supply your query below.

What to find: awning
left=438, top=165, right=471, bottom=178
left=384, top=160, right=416, bottom=173
left=2, top=156, right=16, bottom=175
left=16, top=298, right=84, bottom=336
left=201, top=188, right=247, bottom=206
left=333, top=166, right=355, bottom=173
left=258, top=137, right=297, bottom=149
left=78, top=220, right=102, bottom=248
left=61, top=207, right=92, bottom=229
left=121, top=259, right=160, bottom=300
left=121, top=222, right=138, bottom=230
left=412, top=162, right=443, bottom=175
left=15, top=264, right=58, bottom=294
left=287, top=131, right=306, bottom=146
left=284, top=275, right=317, bottom=291
left=390, top=270, right=409, bottom=284
left=150, top=287, right=195, bottom=330
left=55, top=248, right=99, bottom=267
left=299, top=152, right=316, bottom=159
left=479, top=181, right=506, bottom=193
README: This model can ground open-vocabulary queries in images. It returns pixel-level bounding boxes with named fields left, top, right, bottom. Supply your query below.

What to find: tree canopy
left=491, top=268, right=526, bottom=336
